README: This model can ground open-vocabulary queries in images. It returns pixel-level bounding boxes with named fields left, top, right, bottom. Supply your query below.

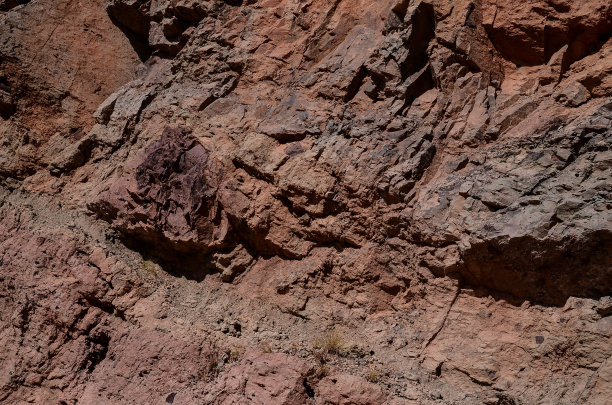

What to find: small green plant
left=313, top=330, right=345, bottom=356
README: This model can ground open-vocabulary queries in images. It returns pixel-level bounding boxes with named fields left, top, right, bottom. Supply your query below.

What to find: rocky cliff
left=0, top=0, right=611, bottom=403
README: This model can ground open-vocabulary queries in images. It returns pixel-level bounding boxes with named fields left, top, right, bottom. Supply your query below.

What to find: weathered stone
left=556, top=81, right=591, bottom=107
left=1, top=0, right=611, bottom=404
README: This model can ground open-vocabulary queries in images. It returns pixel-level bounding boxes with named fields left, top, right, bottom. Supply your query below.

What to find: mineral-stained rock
left=0, top=0, right=27, bottom=11
left=92, top=127, right=228, bottom=247
left=0, top=0, right=611, bottom=403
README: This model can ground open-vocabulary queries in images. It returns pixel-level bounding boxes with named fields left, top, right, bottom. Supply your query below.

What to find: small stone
left=556, top=82, right=591, bottom=107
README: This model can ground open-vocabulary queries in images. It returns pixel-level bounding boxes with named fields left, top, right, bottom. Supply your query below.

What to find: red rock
left=315, top=374, right=387, bottom=405
left=202, top=351, right=314, bottom=404
left=0, top=0, right=611, bottom=404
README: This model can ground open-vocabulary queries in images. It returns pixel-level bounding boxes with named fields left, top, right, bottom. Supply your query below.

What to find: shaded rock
left=0, top=0, right=28, bottom=11
left=214, top=244, right=254, bottom=282
left=48, top=137, right=95, bottom=176
left=556, top=81, right=591, bottom=107
left=0, top=89, right=15, bottom=119
left=90, top=126, right=232, bottom=275
left=482, top=0, right=612, bottom=66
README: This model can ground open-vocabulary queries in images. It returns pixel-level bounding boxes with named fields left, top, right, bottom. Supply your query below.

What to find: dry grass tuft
left=313, top=330, right=345, bottom=356
left=366, top=365, right=382, bottom=383
left=201, top=343, right=219, bottom=382
left=227, top=347, right=241, bottom=363
left=314, top=364, right=330, bottom=379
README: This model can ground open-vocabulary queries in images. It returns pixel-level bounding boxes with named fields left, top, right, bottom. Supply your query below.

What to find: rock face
left=0, top=0, right=611, bottom=404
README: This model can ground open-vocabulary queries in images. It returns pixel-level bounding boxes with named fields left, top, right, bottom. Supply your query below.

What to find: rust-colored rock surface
left=1, top=0, right=611, bottom=404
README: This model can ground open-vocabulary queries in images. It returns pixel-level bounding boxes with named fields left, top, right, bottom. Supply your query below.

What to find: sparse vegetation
left=313, top=330, right=345, bottom=356
left=140, top=260, right=158, bottom=277
left=366, top=365, right=381, bottom=383
left=312, top=348, right=328, bottom=365
left=228, top=346, right=242, bottom=363
left=313, top=364, right=330, bottom=379
left=201, top=343, right=220, bottom=382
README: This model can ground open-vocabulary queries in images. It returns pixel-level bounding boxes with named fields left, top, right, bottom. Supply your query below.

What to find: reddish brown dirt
left=0, top=0, right=611, bottom=404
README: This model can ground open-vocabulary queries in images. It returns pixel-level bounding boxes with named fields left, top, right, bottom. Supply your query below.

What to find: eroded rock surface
left=0, top=0, right=611, bottom=404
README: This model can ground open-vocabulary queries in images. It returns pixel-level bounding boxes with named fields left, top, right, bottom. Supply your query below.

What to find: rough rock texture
left=1, top=0, right=611, bottom=404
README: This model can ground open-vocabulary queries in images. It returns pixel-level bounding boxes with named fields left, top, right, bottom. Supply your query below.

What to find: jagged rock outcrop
left=0, top=0, right=611, bottom=404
